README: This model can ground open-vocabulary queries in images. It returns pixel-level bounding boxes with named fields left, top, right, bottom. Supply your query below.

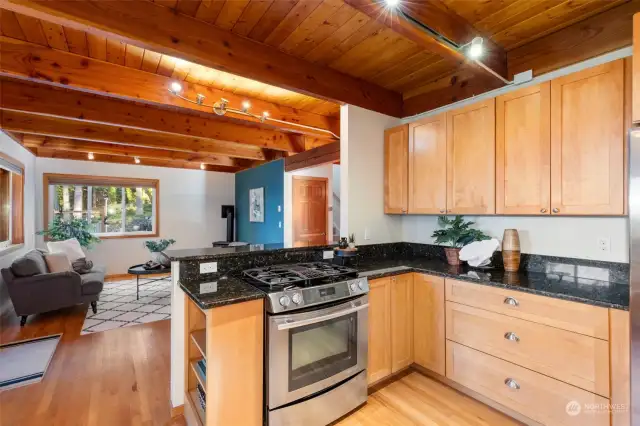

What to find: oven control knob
left=279, top=295, right=291, bottom=307
left=349, top=282, right=357, bottom=292
left=291, top=293, right=302, bottom=305
left=358, top=280, right=365, bottom=290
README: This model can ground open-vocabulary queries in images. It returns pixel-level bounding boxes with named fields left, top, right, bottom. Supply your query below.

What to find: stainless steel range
left=243, top=262, right=369, bottom=426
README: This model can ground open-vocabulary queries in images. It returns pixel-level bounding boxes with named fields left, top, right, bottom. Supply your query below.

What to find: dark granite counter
left=356, top=258, right=629, bottom=311
left=179, top=274, right=265, bottom=310
left=166, top=243, right=337, bottom=261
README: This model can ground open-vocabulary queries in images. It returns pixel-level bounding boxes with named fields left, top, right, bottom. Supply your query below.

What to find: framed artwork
left=249, top=187, right=264, bottom=223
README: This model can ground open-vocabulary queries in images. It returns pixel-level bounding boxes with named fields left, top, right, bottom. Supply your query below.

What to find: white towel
left=459, top=239, right=500, bottom=267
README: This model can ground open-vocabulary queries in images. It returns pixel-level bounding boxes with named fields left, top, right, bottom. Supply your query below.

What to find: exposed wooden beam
left=21, top=136, right=257, bottom=168
left=35, top=147, right=243, bottom=173
left=0, top=77, right=311, bottom=152
left=1, top=110, right=266, bottom=160
left=343, top=0, right=507, bottom=81
left=0, top=37, right=339, bottom=139
left=0, top=0, right=403, bottom=117
left=284, top=142, right=340, bottom=172
left=507, top=0, right=640, bottom=79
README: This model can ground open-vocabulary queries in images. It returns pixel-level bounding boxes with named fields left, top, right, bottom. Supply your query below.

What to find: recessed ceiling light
left=134, top=157, right=141, bottom=164
left=386, top=0, right=399, bottom=7
left=468, top=37, right=484, bottom=59
left=170, top=81, right=183, bottom=94
left=88, top=152, right=94, bottom=160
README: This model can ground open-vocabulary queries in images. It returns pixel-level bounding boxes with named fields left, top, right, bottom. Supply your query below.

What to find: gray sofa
left=1, top=249, right=105, bottom=326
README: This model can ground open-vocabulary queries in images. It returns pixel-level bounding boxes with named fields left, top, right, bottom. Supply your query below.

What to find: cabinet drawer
left=445, top=279, right=609, bottom=339
left=446, top=341, right=610, bottom=426
left=446, top=302, right=610, bottom=397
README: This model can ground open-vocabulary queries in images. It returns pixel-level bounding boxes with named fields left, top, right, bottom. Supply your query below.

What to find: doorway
left=292, top=176, right=328, bottom=247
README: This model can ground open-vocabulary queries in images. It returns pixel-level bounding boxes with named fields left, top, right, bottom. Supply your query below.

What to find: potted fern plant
left=144, top=238, right=176, bottom=266
left=431, top=216, right=490, bottom=265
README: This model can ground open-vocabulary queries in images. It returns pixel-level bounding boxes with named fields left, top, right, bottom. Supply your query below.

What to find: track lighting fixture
left=200, top=163, right=206, bottom=170
left=134, top=157, right=141, bottom=164
left=196, top=94, right=206, bottom=105
left=467, top=37, right=484, bottom=59
left=385, top=0, right=399, bottom=7
left=88, top=152, right=94, bottom=160
left=169, top=81, right=183, bottom=95
left=241, top=100, right=251, bottom=112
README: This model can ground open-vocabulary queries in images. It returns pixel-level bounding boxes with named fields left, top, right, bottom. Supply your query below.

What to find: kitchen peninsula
left=167, top=242, right=630, bottom=426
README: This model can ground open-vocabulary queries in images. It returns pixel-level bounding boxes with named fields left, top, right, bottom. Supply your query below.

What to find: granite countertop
left=357, top=258, right=629, bottom=310
left=166, top=243, right=337, bottom=261
left=180, top=274, right=265, bottom=310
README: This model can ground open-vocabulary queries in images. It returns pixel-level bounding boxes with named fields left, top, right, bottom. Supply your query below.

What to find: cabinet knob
left=503, top=296, right=519, bottom=307
left=552, top=208, right=559, bottom=214
left=540, top=208, right=547, bottom=213
left=504, top=378, right=520, bottom=390
left=504, top=332, right=520, bottom=343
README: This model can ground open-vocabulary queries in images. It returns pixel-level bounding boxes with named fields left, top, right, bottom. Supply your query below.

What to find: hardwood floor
left=336, top=371, right=521, bottom=426
left=0, top=302, right=181, bottom=426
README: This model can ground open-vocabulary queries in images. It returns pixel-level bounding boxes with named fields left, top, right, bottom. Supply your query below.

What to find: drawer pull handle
left=504, top=378, right=520, bottom=390
left=503, top=296, right=519, bottom=307
left=504, top=332, right=520, bottom=342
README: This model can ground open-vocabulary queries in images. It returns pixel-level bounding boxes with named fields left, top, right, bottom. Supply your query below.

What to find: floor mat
left=0, top=334, right=61, bottom=391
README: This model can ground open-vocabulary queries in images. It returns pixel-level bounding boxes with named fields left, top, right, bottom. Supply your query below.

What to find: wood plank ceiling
left=0, top=0, right=638, bottom=172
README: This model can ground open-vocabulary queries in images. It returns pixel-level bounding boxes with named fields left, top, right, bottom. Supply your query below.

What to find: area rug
left=0, top=334, right=61, bottom=391
left=81, top=278, right=171, bottom=334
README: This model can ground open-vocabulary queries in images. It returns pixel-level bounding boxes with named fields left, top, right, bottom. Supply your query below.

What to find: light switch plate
left=200, top=262, right=217, bottom=274
left=323, top=250, right=334, bottom=259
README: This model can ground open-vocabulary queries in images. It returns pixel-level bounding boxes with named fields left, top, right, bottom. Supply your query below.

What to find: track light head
left=134, top=157, right=141, bottom=164
left=241, top=100, right=251, bottom=112
left=468, top=37, right=484, bottom=59
left=385, top=0, right=399, bottom=7
left=200, top=163, right=206, bottom=170
left=169, top=81, right=183, bottom=95
left=88, top=152, right=94, bottom=160
left=196, top=93, right=206, bottom=105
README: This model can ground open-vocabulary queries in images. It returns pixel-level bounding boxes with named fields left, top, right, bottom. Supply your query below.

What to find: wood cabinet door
left=610, top=309, right=630, bottom=426
left=496, top=83, right=551, bottom=215
left=550, top=59, right=624, bottom=215
left=634, top=13, right=640, bottom=124
left=408, top=113, right=447, bottom=214
left=390, top=274, right=413, bottom=373
left=413, top=274, right=445, bottom=375
left=367, top=277, right=391, bottom=385
left=384, top=124, right=409, bottom=214
left=446, top=99, right=496, bottom=214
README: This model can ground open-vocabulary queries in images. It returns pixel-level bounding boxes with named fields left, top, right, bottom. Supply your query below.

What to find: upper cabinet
left=384, top=125, right=409, bottom=214
left=633, top=13, right=640, bottom=124
left=550, top=60, right=624, bottom=215
left=408, top=113, right=447, bottom=214
left=446, top=99, right=496, bottom=215
left=496, top=83, right=551, bottom=215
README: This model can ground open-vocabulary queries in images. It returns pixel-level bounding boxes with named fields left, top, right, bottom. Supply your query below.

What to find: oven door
left=268, top=295, right=368, bottom=410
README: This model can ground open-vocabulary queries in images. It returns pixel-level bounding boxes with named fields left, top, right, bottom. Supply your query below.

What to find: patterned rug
left=81, top=278, right=171, bottom=334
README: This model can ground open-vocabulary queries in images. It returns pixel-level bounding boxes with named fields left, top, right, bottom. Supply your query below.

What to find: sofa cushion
left=47, top=238, right=85, bottom=262
left=44, top=253, right=72, bottom=273
left=11, top=249, right=48, bottom=277
left=80, top=265, right=105, bottom=296
left=72, top=258, right=94, bottom=275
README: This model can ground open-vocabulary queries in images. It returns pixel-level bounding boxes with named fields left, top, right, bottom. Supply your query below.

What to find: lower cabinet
left=367, top=276, right=391, bottom=385
left=390, top=274, right=414, bottom=373
left=413, top=274, right=445, bottom=375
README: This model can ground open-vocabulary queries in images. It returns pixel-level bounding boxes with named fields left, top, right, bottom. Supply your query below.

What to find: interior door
left=292, top=176, right=328, bottom=247
left=550, top=59, right=624, bottom=215
left=446, top=99, right=496, bottom=214
left=408, top=113, right=447, bottom=214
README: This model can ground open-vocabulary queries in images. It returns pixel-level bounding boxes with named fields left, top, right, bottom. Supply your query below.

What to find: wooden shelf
left=186, top=389, right=205, bottom=426
left=191, top=329, right=206, bottom=360
left=190, top=359, right=206, bottom=390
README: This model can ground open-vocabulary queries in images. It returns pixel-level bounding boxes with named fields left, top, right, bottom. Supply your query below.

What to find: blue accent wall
left=235, top=159, right=284, bottom=244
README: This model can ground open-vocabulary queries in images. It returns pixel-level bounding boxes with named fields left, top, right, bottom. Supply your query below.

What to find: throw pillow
left=71, top=258, right=94, bottom=274
left=11, top=249, right=48, bottom=277
left=44, top=253, right=72, bottom=273
left=47, top=238, right=85, bottom=262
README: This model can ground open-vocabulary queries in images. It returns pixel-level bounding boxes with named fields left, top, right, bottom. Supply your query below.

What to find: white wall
left=341, top=104, right=403, bottom=244
left=283, top=163, right=334, bottom=247
left=0, top=133, right=37, bottom=269
left=35, top=158, right=235, bottom=274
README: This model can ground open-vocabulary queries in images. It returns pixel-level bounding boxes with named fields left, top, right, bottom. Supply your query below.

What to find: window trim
left=43, top=173, right=160, bottom=240
left=0, top=151, right=25, bottom=253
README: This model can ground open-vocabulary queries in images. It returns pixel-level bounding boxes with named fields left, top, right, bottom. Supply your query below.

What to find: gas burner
left=243, top=262, right=358, bottom=291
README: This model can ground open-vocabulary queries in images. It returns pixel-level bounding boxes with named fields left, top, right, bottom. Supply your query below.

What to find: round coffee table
left=127, top=264, right=171, bottom=300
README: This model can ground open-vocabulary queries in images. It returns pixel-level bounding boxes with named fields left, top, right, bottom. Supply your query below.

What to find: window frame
left=0, top=151, right=25, bottom=254
left=43, top=174, right=160, bottom=239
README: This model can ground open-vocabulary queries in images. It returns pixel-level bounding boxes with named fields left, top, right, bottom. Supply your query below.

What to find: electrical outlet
left=200, top=281, right=218, bottom=293
left=200, top=262, right=218, bottom=274
left=323, top=250, right=334, bottom=260
left=364, top=228, right=370, bottom=240
left=598, top=238, right=610, bottom=252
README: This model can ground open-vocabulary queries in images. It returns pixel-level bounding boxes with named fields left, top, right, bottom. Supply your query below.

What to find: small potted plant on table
left=144, top=238, right=176, bottom=267
left=431, top=215, right=490, bottom=266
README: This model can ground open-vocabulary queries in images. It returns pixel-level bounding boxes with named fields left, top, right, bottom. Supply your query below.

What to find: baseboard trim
left=105, top=273, right=170, bottom=282
left=170, top=403, right=184, bottom=418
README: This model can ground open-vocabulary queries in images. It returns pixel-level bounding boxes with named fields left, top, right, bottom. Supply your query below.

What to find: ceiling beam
left=0, top=37, right=339, bottom=140
left=35, top=147, right=243, bottom=173
left=507, top=0, right=639, bottom=79
left=284, top=142, right=340, bottom=172
left=0, top=0, right=404, bottom=117
left=1, top=110, right=267, bottom=160
left=343, top=0, right=507, bottom=81
left=0, top=77, right=312, bottom=153
left=21, top=136, right=257, bottom=168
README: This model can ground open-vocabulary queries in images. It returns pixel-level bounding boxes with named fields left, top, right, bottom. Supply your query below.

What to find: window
left=0, top=152, right=24, bottom=250
left=43, top=174, right=159, bottom=238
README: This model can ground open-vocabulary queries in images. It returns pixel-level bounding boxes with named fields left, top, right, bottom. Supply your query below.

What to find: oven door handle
left=275, top=303, right=369, bottom=331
